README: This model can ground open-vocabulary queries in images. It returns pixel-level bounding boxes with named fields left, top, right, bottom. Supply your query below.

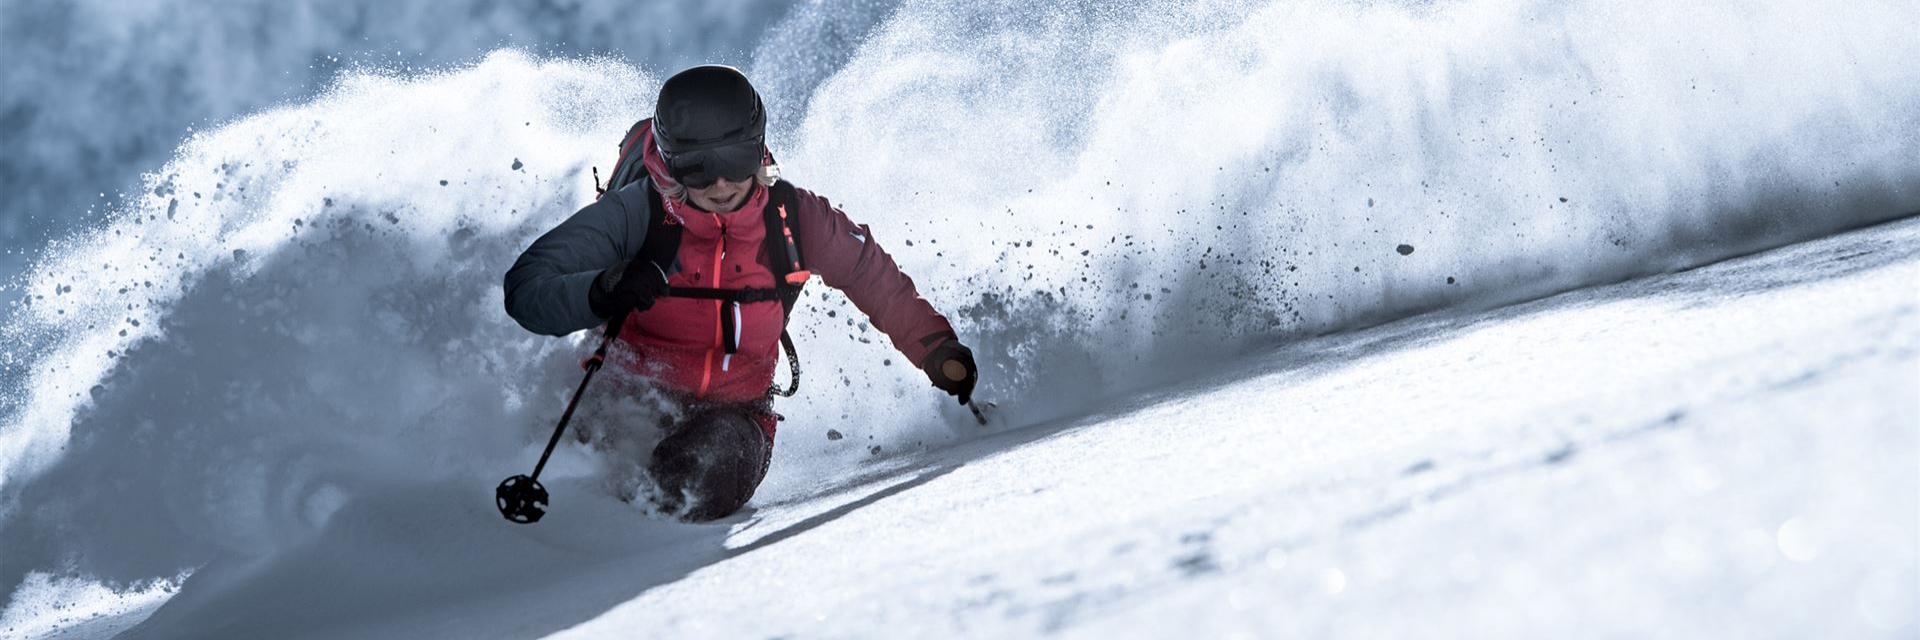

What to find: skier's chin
left=688, top=183, right=752, bottom=212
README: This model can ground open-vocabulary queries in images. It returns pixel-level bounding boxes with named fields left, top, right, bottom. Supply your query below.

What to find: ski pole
left=496, top=311, right=629, bottom=524
left=966, top=401, right=991, bottom=426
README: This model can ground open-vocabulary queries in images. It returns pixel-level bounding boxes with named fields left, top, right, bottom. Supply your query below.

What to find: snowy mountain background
left=1, top=0, right=1916, bottom=637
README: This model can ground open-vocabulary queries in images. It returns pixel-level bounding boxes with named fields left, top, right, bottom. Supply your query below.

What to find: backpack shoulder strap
left=759, top=180, right=808, bottom=319
left=634, top=178, right=681, bottom=274
left=762, top=180, right=806, bottom=398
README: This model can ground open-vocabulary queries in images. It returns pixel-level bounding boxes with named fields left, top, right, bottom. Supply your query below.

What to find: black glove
left=587, top=258, right=671, bottom=318
left=919, top=339, right=977, bottom=405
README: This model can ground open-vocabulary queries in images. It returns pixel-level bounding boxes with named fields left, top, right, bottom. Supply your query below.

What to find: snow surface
left=2, top=0, right=1918, bottom=637
left=20, top=203, right=1920, bottom=639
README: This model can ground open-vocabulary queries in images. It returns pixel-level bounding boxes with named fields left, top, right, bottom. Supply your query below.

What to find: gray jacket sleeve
left=502, top=186, right=650, bottom=336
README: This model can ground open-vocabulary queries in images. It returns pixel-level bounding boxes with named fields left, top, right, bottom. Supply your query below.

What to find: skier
left=503, top=65, right=977, bottom=521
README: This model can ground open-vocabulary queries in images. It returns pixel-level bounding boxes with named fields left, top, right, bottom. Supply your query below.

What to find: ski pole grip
left=941, top=359, right=969, bottom=382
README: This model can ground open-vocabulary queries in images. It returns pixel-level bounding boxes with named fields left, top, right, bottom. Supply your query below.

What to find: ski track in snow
left=1, top=0, right=1918, bottom=636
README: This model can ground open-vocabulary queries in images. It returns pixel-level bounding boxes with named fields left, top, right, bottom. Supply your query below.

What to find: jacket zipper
left=696, top=214, right=726, bottom=397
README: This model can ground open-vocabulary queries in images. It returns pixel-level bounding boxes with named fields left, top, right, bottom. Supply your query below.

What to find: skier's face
left=686, top=176, right=754, bottom=212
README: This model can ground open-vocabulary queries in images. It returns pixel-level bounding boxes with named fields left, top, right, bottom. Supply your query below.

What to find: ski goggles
left=662, top=141, right=763, bottom=189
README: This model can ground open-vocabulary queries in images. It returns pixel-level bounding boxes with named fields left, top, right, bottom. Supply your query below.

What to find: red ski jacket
left=503, top=128, right=956, bottom=422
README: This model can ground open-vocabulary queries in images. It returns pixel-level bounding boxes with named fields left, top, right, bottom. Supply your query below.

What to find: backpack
left=594, top=118, right=809, bottom=398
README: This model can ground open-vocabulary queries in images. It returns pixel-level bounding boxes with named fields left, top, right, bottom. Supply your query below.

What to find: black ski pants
left=648, top=404, right=774, bottom=522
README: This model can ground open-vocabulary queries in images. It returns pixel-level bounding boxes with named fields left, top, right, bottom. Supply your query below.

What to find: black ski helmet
left=653, top=65, right=766, bottom=187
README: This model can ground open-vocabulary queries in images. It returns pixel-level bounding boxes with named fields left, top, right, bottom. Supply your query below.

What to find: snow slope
left=3, top=0, right=1918, bottom=636
left=28, top=204, right=1917, bottom=639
